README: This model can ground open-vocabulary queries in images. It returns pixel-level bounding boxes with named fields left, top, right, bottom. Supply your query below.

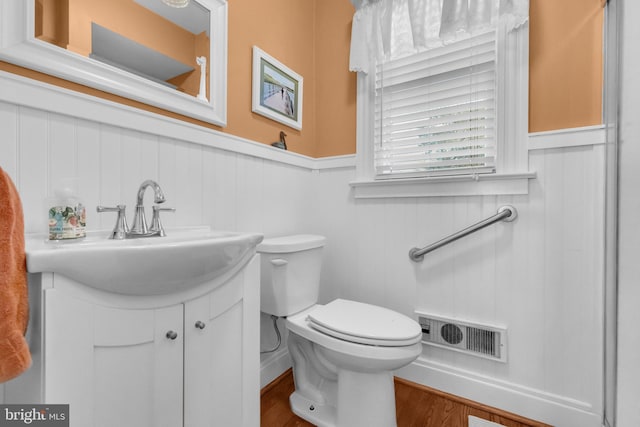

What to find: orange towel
left=0, top=167, right=31, bottom=383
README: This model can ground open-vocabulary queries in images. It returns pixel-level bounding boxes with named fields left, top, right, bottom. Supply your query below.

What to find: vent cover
left=468, top=416, right=506, bottom=427
left=417, top=313, right=507, bottom=362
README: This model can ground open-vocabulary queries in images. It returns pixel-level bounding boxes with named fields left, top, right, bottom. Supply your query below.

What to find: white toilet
left=258, top=235, right=422, bottom=427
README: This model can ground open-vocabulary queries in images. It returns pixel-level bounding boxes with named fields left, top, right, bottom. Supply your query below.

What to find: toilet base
left=290, top=370, right=398, bottom=427
left=336, top=370, right=397, bottom=427
left=290, top=391, right=337, bottom=427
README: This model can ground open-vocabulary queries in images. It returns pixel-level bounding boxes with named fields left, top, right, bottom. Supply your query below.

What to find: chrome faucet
left=96, top=205, right=129, bottom=239
left=97, top=180, right=174, bottom=239
left=130, top=180, right=166, bottom=236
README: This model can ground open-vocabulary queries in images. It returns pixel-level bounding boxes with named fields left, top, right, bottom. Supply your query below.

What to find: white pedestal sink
left=11, top=226, right=263, bottom=427
left=25, top=227, right=264, bottom=296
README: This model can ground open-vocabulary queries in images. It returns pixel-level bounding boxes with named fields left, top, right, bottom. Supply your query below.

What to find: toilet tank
left=257, top=235, right=326, bottom=317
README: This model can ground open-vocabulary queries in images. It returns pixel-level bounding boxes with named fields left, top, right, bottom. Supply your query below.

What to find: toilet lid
left=307, top=299, right=422, bottom=346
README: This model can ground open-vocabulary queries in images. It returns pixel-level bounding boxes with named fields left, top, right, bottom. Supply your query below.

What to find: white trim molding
left=0, top=68, right=605, bottom=177
left=0, top=70, right=316, bottom=168
left=350, top=172, right=536, bottom=198
left=528, top=125, right=606, bottom=151
left=313, top=155, right=357, bottom=170
left=0, top=69, right=356, bottom=172
left=260, top=348, right=291, bottom=389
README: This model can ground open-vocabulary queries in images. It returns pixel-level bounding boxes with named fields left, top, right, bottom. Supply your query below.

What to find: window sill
left=349, top=172, right=537, bottom=199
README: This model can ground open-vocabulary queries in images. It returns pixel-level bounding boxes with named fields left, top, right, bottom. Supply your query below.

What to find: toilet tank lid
left=257, top=234, right=326, bottom=253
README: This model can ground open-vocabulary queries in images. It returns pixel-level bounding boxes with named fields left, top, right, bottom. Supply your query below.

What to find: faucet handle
left=97, top=205, right=129, bottom=239
left=150, top=205, right=175, bottom=237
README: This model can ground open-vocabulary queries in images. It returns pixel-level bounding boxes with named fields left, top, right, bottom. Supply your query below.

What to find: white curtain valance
left=349, top=0, right=529, bottom=74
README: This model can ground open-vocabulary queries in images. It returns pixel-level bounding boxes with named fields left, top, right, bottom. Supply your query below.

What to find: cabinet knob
left=166, top=330, right=178, bottom=340
left=195, top=321, right=206, bottom=330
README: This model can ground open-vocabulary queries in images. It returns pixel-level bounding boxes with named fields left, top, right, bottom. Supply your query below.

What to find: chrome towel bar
left=409, top=205, right=518, bottom=262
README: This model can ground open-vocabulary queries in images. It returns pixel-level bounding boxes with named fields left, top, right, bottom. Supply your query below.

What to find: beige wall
left=225, top=0, right=317, bottom=156
left=314, top=0, right=357, bottom=157
left=529, top=0, right=603, bottom=132
left=225, top=0, right=357, bottom=156
left=0, top=0, right=603, bottom=156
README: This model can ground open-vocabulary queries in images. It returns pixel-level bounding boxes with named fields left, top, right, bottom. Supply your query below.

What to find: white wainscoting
left=312, top=144, right=605, bottom=427
left=0, top=71, right=606, bottom=427
left=0, top=80, right=316, bottom=238
left=0, top=72, right=319, bottom=396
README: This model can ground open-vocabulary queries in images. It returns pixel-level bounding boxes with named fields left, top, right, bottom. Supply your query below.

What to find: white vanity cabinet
left=44, top=290, right=185, bottom=427
left=5, top=256, right=260, bottom=427
left=183, top=271, right=257, bottom=427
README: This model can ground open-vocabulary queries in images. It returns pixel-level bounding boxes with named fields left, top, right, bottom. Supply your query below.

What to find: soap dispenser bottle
left=47, top=178, right=86, bottom=241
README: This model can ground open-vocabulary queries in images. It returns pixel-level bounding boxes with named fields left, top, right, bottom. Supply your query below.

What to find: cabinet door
left=184, top=275, right=246, bottom=427
left=44, top=289, right=184, bottom=427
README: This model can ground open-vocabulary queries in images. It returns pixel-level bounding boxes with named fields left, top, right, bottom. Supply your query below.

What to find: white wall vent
left=416, top=312, right=507, bottom=362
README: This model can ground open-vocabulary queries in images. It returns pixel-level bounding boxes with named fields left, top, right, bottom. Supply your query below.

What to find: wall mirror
left=0, top=0, right=227, bottom=126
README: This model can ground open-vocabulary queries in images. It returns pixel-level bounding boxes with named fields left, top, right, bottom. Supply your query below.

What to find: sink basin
left=25, top=227, right=264, bottom=296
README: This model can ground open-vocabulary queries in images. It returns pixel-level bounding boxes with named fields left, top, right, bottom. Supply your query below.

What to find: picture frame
left=252, top=46, right=303, bottom=130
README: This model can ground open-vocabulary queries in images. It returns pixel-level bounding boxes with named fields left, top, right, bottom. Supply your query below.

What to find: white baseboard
left=396, top=356, right=602, bottom=427
left=260, top=348, right=291, bottom=389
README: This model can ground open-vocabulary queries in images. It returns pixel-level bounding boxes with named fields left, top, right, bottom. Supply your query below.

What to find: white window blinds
left=374, top=30, right=497, bottom=178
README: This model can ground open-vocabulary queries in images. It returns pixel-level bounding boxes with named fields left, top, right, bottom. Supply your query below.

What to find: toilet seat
left=306, top=299, right=422, bottom=347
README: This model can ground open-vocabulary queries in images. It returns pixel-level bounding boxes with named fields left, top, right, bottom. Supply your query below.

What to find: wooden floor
left=261, top=369, right=313, bottom=427
left=260, top=369, right=552, bottom=427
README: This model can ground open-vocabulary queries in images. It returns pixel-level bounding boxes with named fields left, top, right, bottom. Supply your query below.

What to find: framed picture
left=252, top=46, right=303, bottom=130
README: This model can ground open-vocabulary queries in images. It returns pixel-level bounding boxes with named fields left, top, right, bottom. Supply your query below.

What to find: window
left=375, top=30, right=497, bottom=179
left=350, top=11, right=534, bottom=198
